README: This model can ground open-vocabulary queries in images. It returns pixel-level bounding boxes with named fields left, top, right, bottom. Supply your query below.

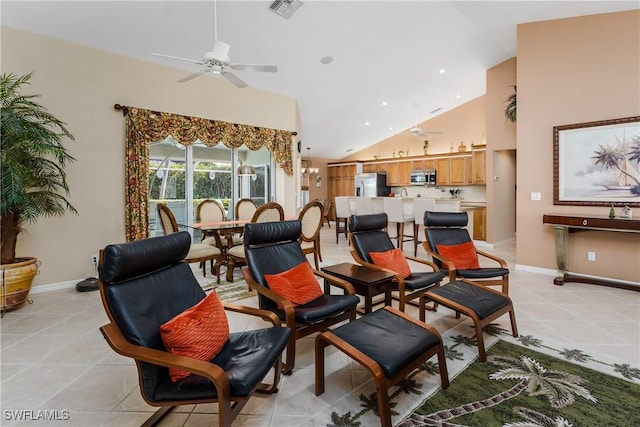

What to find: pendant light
left=301, top=147, right=319, bottom=175
left=237, top=161, right=255, bottom=176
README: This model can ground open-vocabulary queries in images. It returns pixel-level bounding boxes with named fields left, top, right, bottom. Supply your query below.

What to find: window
left=149, top=137, right=273, bottom=236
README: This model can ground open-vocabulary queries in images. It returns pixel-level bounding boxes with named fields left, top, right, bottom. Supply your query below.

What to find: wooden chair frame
left=298, top=200, right=324, bottom=269
left=99, top=279, right=285, bottom=427
left=419, top=279, right=518, bottom=362
left=157, top=203, right=224, bottom=282
left=349, top=232, right=442, bottom=312
left=315, top=307, right=449, bottom=427
left=243, top=265, right=356, bottom=375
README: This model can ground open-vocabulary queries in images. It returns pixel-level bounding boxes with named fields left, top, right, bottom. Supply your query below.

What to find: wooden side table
left=322, top=262, right=395, bottom=314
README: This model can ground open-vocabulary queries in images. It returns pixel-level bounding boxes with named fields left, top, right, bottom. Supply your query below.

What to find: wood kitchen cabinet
left=328, top=164, right=357, bottom=206
left=386, top=161, right=412, bottom=186
left=471, top=149, right=486, bottom=184
left=437, top=155, right=471, bottom=185
left=472, top=207, right=486, bottom=240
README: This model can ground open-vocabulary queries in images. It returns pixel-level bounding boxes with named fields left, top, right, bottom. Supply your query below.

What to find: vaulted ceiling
left=3, top=1, right=637, bottom=159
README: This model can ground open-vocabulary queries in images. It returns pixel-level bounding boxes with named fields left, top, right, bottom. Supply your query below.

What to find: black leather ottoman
left=420, top=279, right=518, bottom=362
left=315, top=306, right=449, bottom=427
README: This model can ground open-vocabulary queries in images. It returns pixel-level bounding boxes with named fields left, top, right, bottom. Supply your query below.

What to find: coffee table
left=321, top=262, right=395, bottom=315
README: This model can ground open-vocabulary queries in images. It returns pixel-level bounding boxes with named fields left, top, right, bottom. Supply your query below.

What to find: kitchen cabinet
left=412, top=159, right=436, bottom=170
left=363, top=162, right=387, bottom=173
left=328, top=164, right=357, bottom=210
left=437, top=156, right=471, bottom=185
left=386, top=161, right=412, bottom=186
left=472, top=207, right=486, bottom=240
left=471, top=149, right=486, bottom=184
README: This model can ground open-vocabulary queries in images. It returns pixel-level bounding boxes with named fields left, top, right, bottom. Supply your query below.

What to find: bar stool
left=413, top=198, right=436, bottom=256
left=334, top=196, right=353, bottom=244
left=355, top=197, right=374, bottom=215
left=383, top=197, right=414, bottom=250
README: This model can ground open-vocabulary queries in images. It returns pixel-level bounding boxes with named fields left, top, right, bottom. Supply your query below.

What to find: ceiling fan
left=406, top=104, right=443, bottom=137
left=152, top=1, right=277, bottom=88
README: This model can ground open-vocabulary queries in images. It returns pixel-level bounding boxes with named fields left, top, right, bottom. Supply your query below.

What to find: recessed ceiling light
left=455, top=94, right=461, bottom=99
left=364, top=121, right=370, bottom=126
left=320, top=56, right=333, bottom=65
left=439, top=68, right=446, bottom=74
left=388, top=127, right=393, bottom=131
left=381, top=101, right=388, bottom=106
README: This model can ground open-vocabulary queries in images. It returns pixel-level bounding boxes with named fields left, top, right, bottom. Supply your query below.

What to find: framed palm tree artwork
left=553, top=116, right=640, bottom=207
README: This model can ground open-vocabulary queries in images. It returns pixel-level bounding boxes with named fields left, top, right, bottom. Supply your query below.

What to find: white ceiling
left=3, top=1, right=637, bottom=159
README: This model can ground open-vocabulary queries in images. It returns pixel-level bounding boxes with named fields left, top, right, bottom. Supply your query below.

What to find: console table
left=542, top=214, right=640, bottom=291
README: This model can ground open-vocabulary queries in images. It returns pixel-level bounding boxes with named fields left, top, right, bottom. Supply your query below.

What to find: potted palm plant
left=1, top=72, right=77, bottom=312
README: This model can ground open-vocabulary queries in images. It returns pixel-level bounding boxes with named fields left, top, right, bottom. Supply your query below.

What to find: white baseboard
left=514, top=264, right=557, bottom=277
left=30, top=279, right=83, bottom=294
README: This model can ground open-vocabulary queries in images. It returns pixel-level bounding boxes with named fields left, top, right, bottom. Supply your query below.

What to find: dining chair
left=322, top=198, right=332, bottom=227
left=157, top=203, right=224, bottom=282
left=235, top=198, right=258, bottom=221
left=334, top=196, right=353, bottom=244
left=195, top=199, right=227, bottom=241
left=298, top=200, right=324, bottom=269
left=412, top=198, right=437, bottom=256
left=226, top=202, right=285, bottom=282
left=98, top=231, right=291, bottom=427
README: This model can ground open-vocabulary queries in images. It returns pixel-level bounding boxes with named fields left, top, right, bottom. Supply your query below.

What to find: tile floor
left=1, top=225, right=638, bottom=426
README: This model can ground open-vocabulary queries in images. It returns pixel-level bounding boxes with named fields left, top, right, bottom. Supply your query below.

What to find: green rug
left=325, top=325, right=640, bottom=427
left=400, top=340, right=640, bottom=427
left=201, top=280, right=256, bottom=303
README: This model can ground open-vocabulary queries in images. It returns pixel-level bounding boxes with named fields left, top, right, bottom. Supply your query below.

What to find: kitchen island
left=339, top=196, right=486, bottom=241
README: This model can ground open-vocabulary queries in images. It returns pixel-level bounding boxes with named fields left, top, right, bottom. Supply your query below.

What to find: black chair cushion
left=424, top=211, right=468, bottom=228
left=244, top=219, right=301, bottom=247
left=457, top=267, right=509, bottom=279
left=99, top=231, right=191, bottom=283
left=331, top=309, right=442, bottom=378
left=426, top=281, right=510, bottom=320
left=153, top=327, right=291, bottom=401
left=349, top=213, right=388, bottom=233
left=401, top=271, right=446, bottom=291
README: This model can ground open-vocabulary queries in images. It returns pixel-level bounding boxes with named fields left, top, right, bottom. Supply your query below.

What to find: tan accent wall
left=340, top=96, right=486, bottom=161
left=1, top=27, right=298, bottom=287
left=486, top=58, right=517, bottom=243
left=516, top=10, right=640, bottom=282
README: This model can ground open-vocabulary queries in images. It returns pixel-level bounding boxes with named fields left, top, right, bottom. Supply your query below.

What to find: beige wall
left=2, top=27, right=299, bottom=288
left=486, top=58, right=517, bottom=243
left=516, top=10, right=640, bottom=282
left=341, top=96, right=486, bottom=161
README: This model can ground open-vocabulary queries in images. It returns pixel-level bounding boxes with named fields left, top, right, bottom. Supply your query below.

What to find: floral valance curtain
left=121, top=106, right=294, bottom=241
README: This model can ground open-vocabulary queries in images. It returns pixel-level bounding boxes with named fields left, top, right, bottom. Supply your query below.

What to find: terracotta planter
left=1, top=257, right=38, bottom=312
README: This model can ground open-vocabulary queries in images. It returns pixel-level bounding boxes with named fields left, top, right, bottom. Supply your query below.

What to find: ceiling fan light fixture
left=268, top=0, right=303, bottom=19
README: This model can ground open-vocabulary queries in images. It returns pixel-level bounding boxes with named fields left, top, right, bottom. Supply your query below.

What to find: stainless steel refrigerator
left=354, top=173, right=390, bottom=197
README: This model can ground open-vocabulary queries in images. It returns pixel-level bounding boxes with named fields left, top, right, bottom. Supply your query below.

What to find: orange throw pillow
left=264, top=261, right=323, bottom=306
left=369, top=248, right=412, bottom=279
left=160, top=291, right=229, bottom=382
left=435, top=241, right=480, bottom=270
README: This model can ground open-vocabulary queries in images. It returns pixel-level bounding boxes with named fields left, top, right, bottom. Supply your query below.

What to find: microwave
left=410, top=169, right=437, bottom=186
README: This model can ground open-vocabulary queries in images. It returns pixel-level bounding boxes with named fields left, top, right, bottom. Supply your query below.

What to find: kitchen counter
left=337, top=196, right=486, bottom=240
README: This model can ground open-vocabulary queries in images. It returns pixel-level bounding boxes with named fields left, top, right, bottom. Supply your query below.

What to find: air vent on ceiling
left=268, top=0, right=303, bottom=19
left=430, top=107, right=442, bottom=114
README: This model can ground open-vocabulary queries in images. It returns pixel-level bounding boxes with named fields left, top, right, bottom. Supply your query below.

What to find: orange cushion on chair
left=435, top=241, right=481, bottom=270
left=160, top=291, right=229, bottom=382
left=264, top=261, right=323, bottom=306
left=369, top=248, right=412, bottom=279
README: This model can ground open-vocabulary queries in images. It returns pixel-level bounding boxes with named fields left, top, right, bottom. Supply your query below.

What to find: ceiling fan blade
left=152, top=52, right=204, bottom=65
left=177, top=71, right=206, bottom=83
left=230, top=63, right=278, bottom=73
left=221, top=71, right=248, bottom=88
